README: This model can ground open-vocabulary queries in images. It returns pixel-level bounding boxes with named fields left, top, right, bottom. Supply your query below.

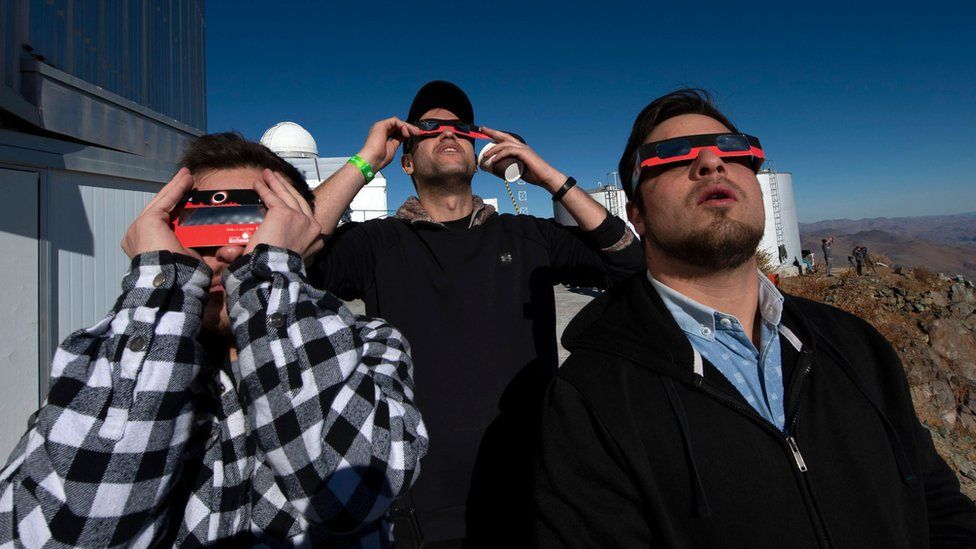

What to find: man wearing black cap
left=309, top=81, right=643, bottom=546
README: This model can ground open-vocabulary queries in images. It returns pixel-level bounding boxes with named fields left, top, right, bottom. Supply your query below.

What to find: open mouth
left=697, top=185, right=737, bottom=206
left=209, top=277, right=225, bottom=294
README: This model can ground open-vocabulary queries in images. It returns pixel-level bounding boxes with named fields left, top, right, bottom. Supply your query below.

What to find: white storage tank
left=553, top=185, right=629, bottom=228
left=757, top=170, right=802, bottom=268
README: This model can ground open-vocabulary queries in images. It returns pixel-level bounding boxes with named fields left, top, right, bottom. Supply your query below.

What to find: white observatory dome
left=260, top=122, right=318, bottom=158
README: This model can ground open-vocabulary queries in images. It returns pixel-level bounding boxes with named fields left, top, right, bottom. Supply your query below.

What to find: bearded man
left=309, top=81, right=642, bottom=546
left=533, top=89, right=976, bottom=548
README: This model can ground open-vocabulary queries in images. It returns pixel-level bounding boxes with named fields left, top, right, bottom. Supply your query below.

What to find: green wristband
left=348, top=154, right=375, bottom=183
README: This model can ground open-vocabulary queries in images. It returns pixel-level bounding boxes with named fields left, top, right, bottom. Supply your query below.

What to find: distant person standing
left=822, top=236, right=834, bottom=276
left=793, top=256, right=803, bottom=276
left=853, top=245, right=867, bottom=275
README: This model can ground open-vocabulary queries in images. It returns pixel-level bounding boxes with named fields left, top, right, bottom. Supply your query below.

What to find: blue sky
left=206, top=1, right=975, bottom=222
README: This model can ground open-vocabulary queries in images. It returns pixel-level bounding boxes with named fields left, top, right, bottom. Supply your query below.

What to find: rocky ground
left=780, top=267, right=976, bottom=500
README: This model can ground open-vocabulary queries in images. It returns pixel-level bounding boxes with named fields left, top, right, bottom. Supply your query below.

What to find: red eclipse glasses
left=631, top=133, right=765, bottom=193
left=415, top=119, right=492, bottom=140
left=170, top=189, right=266, bottom=249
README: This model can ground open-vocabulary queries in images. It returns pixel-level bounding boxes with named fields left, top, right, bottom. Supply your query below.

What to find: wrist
left=551, top=177, right=578, bottom=202
left=542, top=171, right=568, bottom=193
left=355, top=149, right=383, bottom=171
left=348, top=154, right=376, bottom=184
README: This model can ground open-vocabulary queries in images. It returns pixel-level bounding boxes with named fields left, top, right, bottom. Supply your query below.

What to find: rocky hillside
left=780, top=268, right=976, bottom=500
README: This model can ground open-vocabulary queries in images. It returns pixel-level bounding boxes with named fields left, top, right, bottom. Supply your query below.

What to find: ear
left=401, top=152, right=414, bottom=175
left=626, top=200, right=645, bottom=238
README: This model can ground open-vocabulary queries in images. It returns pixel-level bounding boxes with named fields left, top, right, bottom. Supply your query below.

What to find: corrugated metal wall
left=42, top=170, right=158, bottom=343
left=0, top=167, right=40, bottom=459
left=6, top=0, right=206, bottom=129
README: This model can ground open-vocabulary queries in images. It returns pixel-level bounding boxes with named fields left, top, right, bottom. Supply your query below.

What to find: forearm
left=226, top=245, right=427, bottom=532
left=313, top=162, right=368, bottom=234
left=550, top=182, right=610, bottom=232
left=0, top=252, right=211, bottom=546
left=548, top=214, right=643, bottom=288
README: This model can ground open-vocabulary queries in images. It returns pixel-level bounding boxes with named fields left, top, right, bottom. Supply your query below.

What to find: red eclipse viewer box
left=171, top=190, right=266, bottom=249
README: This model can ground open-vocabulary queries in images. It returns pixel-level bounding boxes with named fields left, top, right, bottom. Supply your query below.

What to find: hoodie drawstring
left=661, top=377, right=713, bottom=517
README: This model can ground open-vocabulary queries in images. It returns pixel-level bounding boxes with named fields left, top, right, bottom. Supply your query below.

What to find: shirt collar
left=395, top=195, right=496, bottom=227
left=647, top=270, right=784, bottom=339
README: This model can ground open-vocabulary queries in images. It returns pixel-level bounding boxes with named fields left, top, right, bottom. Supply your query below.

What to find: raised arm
left=477, top=126, right=610, bottom=231
left=314, top=117, right=418, bottom=234
left=475, top=127, right=643, bottom=287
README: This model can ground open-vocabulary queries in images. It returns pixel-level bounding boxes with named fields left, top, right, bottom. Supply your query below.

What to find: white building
left=260, top=122, right=388, bottom=222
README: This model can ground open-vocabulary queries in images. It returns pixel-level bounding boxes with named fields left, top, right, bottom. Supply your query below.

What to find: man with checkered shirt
left=0, top=133, right=428, bottom=547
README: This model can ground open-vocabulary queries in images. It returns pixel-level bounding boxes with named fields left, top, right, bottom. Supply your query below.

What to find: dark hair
left=618, top=89, right=738, bottom=207
left=180, top=132, right=315, bottom=210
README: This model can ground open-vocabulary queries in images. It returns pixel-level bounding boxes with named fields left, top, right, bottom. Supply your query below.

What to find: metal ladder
left=766, top=162, right=784, bottom=248
left=604, top=171, right=621, bottom=217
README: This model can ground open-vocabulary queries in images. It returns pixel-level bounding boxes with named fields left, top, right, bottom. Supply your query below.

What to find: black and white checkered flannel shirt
left=0, top=245, right=428, bottom=547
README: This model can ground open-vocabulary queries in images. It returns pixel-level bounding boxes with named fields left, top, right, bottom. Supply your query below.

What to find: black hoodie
left=310, top=197, right=644, bottom=544
left=535, top=274, right=976, bottom=548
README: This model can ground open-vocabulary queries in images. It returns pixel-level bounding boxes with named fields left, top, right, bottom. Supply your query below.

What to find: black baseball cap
left=407, top=80, right=474, bottom=123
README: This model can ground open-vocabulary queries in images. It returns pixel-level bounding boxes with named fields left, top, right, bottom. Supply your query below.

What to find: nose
left=689, top=148, right=726, bottom=179
left=213, top=245, right=246, bottom=266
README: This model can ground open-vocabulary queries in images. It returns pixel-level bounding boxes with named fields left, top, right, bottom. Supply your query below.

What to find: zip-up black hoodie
left=535, top=274, right=976, bottom=548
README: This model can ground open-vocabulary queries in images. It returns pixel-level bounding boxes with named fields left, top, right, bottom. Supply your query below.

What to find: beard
left=421, top=163, right=475, bottom=196
left=648, top=209, right=764, bottom=271
left=409, top=142, right=477, bottom=196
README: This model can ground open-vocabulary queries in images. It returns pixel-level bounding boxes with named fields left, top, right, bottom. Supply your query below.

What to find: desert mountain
left=799, top=212, right=976, bottom=278
left=800, top=212, right=976, bottom=246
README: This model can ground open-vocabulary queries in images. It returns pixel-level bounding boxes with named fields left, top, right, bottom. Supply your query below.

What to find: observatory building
left=260, top=122, right=388, bottom=222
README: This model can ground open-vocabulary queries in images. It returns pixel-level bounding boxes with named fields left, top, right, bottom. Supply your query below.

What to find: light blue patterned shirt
left=649, top=271, right=787, bottom=430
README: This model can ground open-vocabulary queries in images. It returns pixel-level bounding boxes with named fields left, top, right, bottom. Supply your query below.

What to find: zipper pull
left=787, top=436, right=808, bottom=472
